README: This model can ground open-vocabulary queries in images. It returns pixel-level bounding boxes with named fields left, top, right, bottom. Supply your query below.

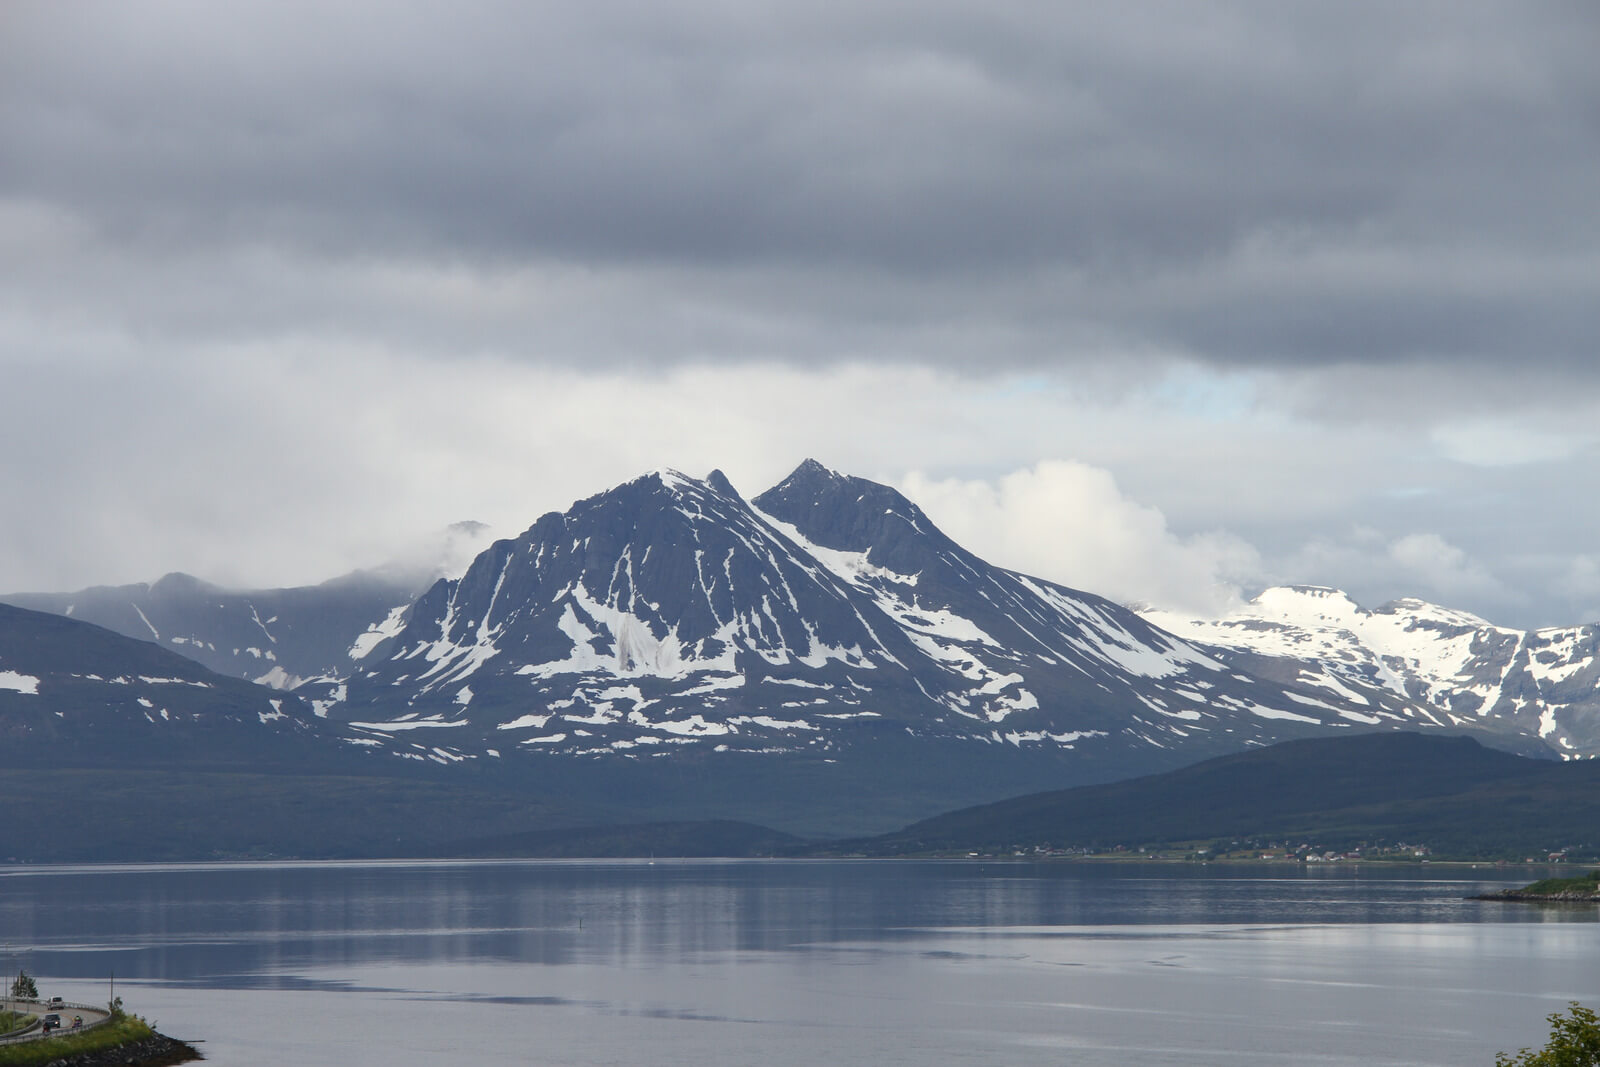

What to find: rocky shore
left=33, top=1032, right=200, bottom=1067
left=1478, top=887, right=1600, bottom=902
left=1476, top=871, right=1600, bottom=903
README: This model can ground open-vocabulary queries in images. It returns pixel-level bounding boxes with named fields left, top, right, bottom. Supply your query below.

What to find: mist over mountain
left=1, top=461, right=1588, bottom=839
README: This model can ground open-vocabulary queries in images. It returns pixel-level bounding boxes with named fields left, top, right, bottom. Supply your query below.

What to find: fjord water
left=2, top=861, right=1594, bottom=1065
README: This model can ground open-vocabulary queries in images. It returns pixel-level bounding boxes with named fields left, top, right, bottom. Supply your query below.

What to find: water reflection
left=2, top=861, right=1595, bottom=1066
left=0, top=859, right=1587, bottom=986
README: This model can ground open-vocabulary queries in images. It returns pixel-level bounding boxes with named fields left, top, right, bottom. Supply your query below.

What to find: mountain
left=856, top=732, right=1599, bottom=859
left=1143, top=586, right=1600, bottom=758
left=0, top=602, right=326, bottom=767
left=0, top=523, right=496, bottom=692
left=305, top=462, right=1509, bottom=830
left=2, top=570, right=414, bottom=692
left=6, top=462, right=1581, bottom=842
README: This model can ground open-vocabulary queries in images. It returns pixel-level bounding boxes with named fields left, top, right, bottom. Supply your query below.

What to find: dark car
left=42, top=1013, right=61, bottom=1031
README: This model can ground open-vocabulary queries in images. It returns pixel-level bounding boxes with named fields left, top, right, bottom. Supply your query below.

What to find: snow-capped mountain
left=0, top=520, right=496, bottom=694
left=1143, top=585, right=1600, bottom=757
left=3, top=462, right=1579, bottom=834
left=3, top=570, right=416, bottom=691
left=318, top=463, right=1448, bottom=784
left=0, top=602, right=325, bottom=766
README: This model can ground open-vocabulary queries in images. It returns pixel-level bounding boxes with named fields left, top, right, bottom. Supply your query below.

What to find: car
left=41, top=1013, right=61, bottom=1031
left=45, top=997, right=63, bottom=1009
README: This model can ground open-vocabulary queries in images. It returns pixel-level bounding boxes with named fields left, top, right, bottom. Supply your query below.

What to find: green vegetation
left=0, top=768, right=608, bottom=861
left=6, top=972, right=35, bottom=1000
left=1, top=734, right=1595, bottom=861
left=850, top=734, right=1600, bottom=861
left=1513, top=871, right=1600, bottom=897
left=0, top=1015, right=154, bottom=1067
left=1497, top=1002, right=1600, bottom=1066
left=0, top=1012, right=34, bottom=1037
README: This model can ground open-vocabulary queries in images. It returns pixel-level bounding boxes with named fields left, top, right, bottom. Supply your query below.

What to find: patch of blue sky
left=1143, top=365, right=1260, bottom=422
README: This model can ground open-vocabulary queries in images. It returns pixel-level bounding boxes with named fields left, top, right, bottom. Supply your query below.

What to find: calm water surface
left=1, top=860, right=1595, bottom=1065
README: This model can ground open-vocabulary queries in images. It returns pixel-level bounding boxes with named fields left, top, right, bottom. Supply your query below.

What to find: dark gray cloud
left=3, top=0, right=1596, bottom=373
left=2, top=0, right=1599, bottom=630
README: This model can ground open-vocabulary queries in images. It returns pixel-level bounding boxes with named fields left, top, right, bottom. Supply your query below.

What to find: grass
left=0, top=1015, right=154, bottom=1066
left=1514, top=870, right=1600, bottom=896
left=0, top=1014, right=33, bottom=1038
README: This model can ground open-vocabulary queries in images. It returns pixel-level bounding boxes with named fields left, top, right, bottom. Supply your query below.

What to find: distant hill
left=441, top=819, right=806, bottom=859
left=3, top=569, right=416, bottom=691
left=6, top=464, right=1592, bottom=852
left=0, top=601, right=329, bottom=768
left=0, top=768, right=610, bottom=862
left=854, top=733, right=1600, bottom=858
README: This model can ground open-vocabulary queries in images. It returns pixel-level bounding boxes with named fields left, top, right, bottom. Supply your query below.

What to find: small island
left=1478, top=869, right=1600, bottom=902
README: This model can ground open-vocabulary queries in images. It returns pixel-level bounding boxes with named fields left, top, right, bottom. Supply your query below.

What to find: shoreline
left=13, top=1031, right=201, bottom=1067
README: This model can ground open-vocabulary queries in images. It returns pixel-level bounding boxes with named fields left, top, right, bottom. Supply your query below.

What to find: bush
left=0, top=1015, right=154, bottom=1067
left=1498, top=1003, right=1600, bottom=1066
left=7, top=972, right=35, bottom=1001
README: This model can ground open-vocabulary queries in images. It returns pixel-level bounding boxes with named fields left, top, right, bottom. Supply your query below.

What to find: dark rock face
left=4, top=460, right=1575, bottom=836
left=0, top=602, right=328, bottom=769
left=1478, top=872, right=1600, bottom=903
left=3, top=570, right=416, bottom=690
left=324, top=462, right=1431, bottom=791
left=1485, top=889, right=1600, bottom=902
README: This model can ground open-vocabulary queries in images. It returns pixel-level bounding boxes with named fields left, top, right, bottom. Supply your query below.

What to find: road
left=0, top=997, right=112, bottom=1042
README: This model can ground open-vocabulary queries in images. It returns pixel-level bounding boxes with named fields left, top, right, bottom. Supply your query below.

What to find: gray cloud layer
left=5, top=0, right=1596, bottom=373
left=2, top=1, right=1598, bottom=629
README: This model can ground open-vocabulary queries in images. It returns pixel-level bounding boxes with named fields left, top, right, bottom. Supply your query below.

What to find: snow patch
left=497, top=713, right=552, bottom=731
left=350, top=605, right=409, bottom=660
left=0, top=671, right=40, bottom=695
left=349, top=716, right=467, bottom=731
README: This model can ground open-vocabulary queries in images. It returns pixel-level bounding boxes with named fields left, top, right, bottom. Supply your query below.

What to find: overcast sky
left=3, top=1, right=1597, bottom=629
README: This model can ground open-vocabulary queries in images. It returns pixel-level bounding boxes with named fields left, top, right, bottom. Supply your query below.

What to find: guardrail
left=0, top=1018, right=44, bottom=1045
left=0, top=1000, right=114, bottom=1044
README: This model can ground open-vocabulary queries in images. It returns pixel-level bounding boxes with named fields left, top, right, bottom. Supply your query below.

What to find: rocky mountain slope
left=2, top=523, right=494, bottom=691
left=856, top=731, right=1600, bottom=858
left=0, top=602, right=325, bottom=767
left=4, top=571, right=415, bottom=691
left=1, top=463, right=1581, bottom=836
left=1143, top=585, right=1600, bottom=757
left=316, top=463, right=1479, bottom=786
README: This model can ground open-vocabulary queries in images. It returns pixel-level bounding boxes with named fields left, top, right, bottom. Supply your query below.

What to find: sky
left=2, top=1, right=1598, bottom=629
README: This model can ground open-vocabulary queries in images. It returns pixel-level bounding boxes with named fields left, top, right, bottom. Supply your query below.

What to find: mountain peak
left=755, top=461, right=952, bottom=564
left=1374, top=596, right=1494, bottom=630
left=149, top=572, right=222, bottom=598
left=769, top=458, right=844, bottom=495
left=629, top=468, right=697, bottom=492
left=615, top=468, right=743, bottom=502
left=1249, top=585, right=1364, bottom=622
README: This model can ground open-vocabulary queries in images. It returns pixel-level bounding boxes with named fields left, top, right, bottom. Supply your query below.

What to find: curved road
left=0, top=998, right=111, bottom=1042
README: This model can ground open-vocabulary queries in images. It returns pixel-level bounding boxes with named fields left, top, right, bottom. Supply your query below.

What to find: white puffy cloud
left=1387, top=533, right=1500, bottom=598
left=1431, top=416, right=1599, bottom=468
left=898, top=461, right=1261, bottom=616
left=1277, top=528, right=1513, bottom=617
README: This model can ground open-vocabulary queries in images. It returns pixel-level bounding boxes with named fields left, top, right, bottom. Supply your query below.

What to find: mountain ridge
left=853, top=731, right=1597, bottom=858
left=0, top=461, right=1588, bottom=840
left=1143, top=584, right=1600, bottom=757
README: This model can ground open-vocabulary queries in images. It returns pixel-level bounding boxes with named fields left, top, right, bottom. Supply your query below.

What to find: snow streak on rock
left=325, top=462, right=1438, bottom=770
left=1144, top=586, right=1600, bottom=757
